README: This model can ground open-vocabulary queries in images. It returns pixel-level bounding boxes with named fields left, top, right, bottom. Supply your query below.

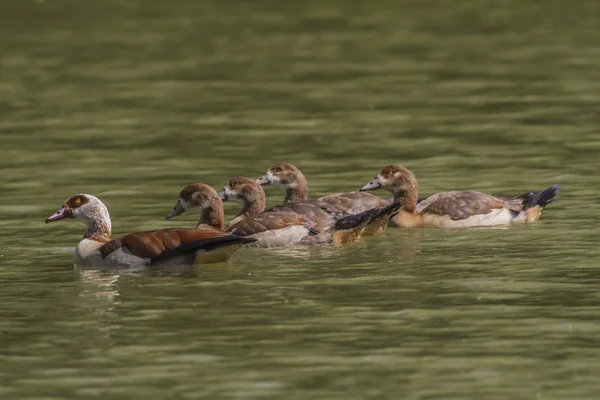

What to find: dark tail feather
left=150, top=235, right=255, bottom=264
left=333, top=207, right=380, bottom=232
left=369, top=200, right=403, bottom=223
left=515, top=184, right=560, bottom=209
left=305, top=208, right=383, bottom=245
left=363, top=200, right=403, bottom=235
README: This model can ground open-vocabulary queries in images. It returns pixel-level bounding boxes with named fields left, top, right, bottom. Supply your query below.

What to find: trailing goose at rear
left=359, top=165, right=559, bottom=228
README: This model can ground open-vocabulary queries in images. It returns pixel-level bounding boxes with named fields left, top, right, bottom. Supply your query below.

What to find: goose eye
left=274, top=167, right=282, bottom=174
left=231, top=182, right=239, bottom=189
left=385, top=171, right=393, bottom=178
left=73, top=198, right=82, bottom=205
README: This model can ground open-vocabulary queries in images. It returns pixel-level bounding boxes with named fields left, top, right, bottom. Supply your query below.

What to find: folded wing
left=227, top=212, right=315, bottom=237
left=417, top=191, right=514, bottom=221
left=98, top=228, right=252, bottom=263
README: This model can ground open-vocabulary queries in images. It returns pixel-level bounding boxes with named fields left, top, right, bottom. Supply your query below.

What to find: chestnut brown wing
left=98, top=228, right=250, bottom=260
left=417, top=191, right=508, bottom=221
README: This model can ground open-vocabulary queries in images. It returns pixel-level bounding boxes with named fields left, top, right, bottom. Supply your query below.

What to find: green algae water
left=1, top=0, right=600, bottom=398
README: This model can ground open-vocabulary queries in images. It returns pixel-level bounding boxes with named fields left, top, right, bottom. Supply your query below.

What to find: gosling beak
left=46, top=206, right=70, bottom=223
left=360, top=177, right=382, bottom=192
left=166, top=200, right=185, bottom=219
left=256, top=174, right=270, bottom=186
left=219, top=189, right=229, bottom=201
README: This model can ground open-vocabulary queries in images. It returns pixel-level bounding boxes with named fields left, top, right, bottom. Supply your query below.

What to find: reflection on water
left=2, top=0, right=600, bottom=398
left=77, top=269, right=121, bottom=308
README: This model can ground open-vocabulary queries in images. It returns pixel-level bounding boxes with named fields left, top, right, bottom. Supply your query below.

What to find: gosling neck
left=284, top=174, right=309, bottom=203
left=196, top=200, right=225, bottom=231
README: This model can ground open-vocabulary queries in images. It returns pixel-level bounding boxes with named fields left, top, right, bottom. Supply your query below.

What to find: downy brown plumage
left=167, top=179, right=401, bottom=247
left=360, top=165, right=559, bottom=228
left=257, top=163, right=395, bottom=235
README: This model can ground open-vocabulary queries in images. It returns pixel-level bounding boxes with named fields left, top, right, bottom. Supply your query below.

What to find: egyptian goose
left=359, top=165, right=559, bottom=228
left=222, top=176, right=402, bottom=243
left=167, top=179, right=400, bottom=247
left=167, top=181, right=317, bottom=247
left=256, top=163, right=395, bottom=235
left=46, top=194, right=254, bottom=267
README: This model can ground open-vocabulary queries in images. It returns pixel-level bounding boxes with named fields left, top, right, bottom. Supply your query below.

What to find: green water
left=2, top=0, right=600, bottom=398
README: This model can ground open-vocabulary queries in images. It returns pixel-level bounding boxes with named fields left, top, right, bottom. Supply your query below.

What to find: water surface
left=1, top=0, right=600, bottom=398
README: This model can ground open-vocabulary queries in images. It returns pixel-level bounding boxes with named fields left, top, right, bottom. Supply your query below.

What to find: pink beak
left=46, top=207, right=69, bottom=223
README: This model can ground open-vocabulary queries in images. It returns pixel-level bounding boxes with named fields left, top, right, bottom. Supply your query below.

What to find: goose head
left=360, top=165, right=417, bottom=196
left=46, top=194, right=112, bottom=240
left=166, top=183, right=221, bottom=219
left=256, top=163, right=306, bottom=189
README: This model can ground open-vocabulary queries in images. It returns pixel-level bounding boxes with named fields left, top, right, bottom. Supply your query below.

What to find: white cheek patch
left=75, top=202, right=94, bottom=217
left=222, top=186, right=241, bottom=202
left=73, top=202, right=92, bottom=221
left=72, top=206, right=83, bottom=219
left=180, top=198, right=193, bottom=211
left=269, top=171, right=287, bottom=188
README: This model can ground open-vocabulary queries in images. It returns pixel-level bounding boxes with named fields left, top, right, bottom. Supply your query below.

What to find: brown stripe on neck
left=285, top=185, right=308, bottom=202
left=197, top=200, right=225, bottom=231
left=394, top=172, right=419, bottom=213
left=284, top=171, right=308, bottom=202
left=397, top=190, right=418, bottom=213
left=236, top=197, right=265, bottom=219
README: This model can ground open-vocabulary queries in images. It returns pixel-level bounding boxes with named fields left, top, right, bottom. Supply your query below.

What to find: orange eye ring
left=74, top=198, right=81, bottom=205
